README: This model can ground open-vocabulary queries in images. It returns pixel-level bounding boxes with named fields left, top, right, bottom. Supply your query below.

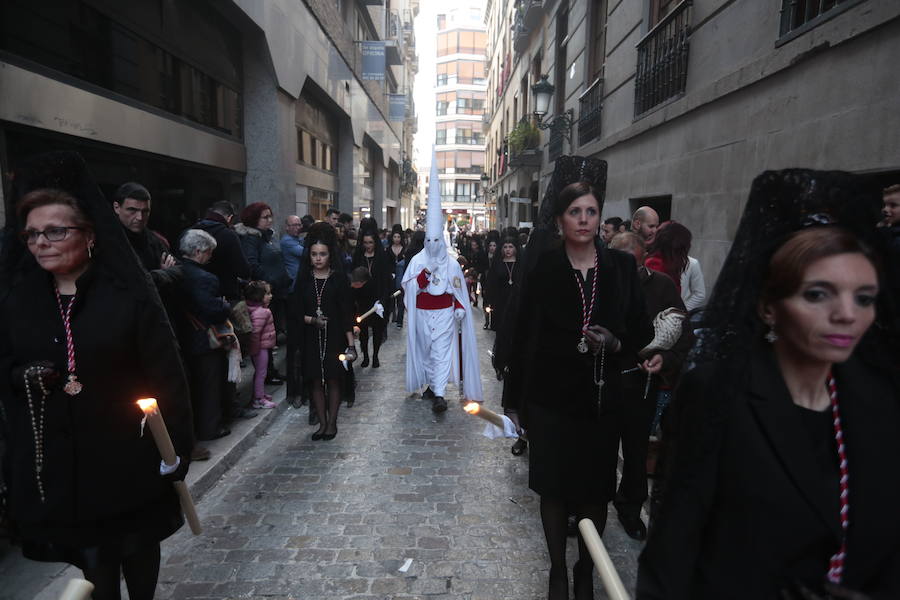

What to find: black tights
left=311, top=378, right=341, bottom=435
left=358, top=321, right=384, bottom=361
left=540, top=497, right=608, bottom=600
left=81, top=542, right=160, bottom=600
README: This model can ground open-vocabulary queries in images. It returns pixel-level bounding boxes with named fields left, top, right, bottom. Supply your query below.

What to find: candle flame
left=485, top=307, right=492, bottom=313
left=355, top=316, right=362, bottom=323
left=463, top=402, right=480, bottom=415
left=338, top=354, right=347, bottom=361
left=137, top=398, right=158, bottom=413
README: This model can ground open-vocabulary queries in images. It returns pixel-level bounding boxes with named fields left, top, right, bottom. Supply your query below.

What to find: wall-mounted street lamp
left=531, top=74, right=574, bottom=148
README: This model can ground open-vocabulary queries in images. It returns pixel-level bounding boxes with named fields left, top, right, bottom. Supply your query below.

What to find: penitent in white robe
left=402, top=251, right=483, bottom=402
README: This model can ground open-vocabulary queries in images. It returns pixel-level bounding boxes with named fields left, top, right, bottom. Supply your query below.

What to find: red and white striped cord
left=826, top=373, right=849, bottom=584
left=574, top=251, right=599, bottom=334
left=54, top=289, right=77, bottom=377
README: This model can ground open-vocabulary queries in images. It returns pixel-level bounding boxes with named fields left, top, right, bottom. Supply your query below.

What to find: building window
left=778, top=0, right=860, bottom=37
left=634, top=0, right=691, bottom=117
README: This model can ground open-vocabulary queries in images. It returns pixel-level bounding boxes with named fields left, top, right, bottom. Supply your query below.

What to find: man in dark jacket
left=113, top=182, right=182, bottom=292
left=608, top=231, right=693, bottom=540
left=192, top=201, right=256, bottom=420
left=192, top=201, right=251, bottom=302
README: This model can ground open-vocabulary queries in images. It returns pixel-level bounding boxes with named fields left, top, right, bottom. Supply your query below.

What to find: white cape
left=402, top=251, right=483, bottom=402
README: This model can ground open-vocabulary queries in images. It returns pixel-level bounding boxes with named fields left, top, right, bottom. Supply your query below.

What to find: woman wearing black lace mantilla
left=0, top=152, right=193, bottom=600
left=501, top=156, right=653, bottom=600
left=637, top=170, right=900, bottom=599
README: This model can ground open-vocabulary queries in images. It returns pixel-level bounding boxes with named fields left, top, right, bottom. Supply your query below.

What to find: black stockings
left=358, top=322, right=384, bottom=361
left=81, top=543, right=161, bottom=600
left=539, top=497, right=608, bottom=600
left=312, top=378, right=341, bottom=435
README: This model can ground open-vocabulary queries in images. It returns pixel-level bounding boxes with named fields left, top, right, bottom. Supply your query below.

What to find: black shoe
left=372, top=357, right=380, bottom=368
left=422, top=387, right=436, bottom=399
left=360, top=356, right=370, bottom=368
left=511, top=437, right=527, bottom=456
left=573, top=560, right=595, bottom=600
left=288, top=395, right=303, bottom=409
left=309, top=410, right=319, bottom=426
left=199, top=427, right=231, bottom=441
left=617, top=513, right=647, bottom=541
left=322, top=427, right=337, bottom=441
left=265, top=375, right=285, bottom=385
left=396, top=322, right=402, bottom=328
left=312, top=430, right=325, bottom=441
left=432, top=396, right=448, bottom=413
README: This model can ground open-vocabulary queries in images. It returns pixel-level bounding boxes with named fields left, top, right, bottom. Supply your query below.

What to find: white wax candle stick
left=463, top=402, right=506, bottom=429
left=58, top=579, right=94, bottom=600
left=137, top=399, right=202, bottom=535
left=577, top=518, right=631, bottom=600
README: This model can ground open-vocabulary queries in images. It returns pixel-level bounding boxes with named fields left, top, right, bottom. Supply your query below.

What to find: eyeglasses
left=19, top=226, right=86, bottom=245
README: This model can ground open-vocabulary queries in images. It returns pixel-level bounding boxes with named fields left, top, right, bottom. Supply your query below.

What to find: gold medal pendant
left=63, top=375, right=82, bottom=396
left=577, top=336, right=589, bottom=354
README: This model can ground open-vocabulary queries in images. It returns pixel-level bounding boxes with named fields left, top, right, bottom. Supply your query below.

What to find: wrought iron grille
left=578, top=79, right=603, bottom=145
left=779, top=0, right=855, bottom=36
left=634, top=1, right=692, bottom=117
left=549, top=128, right=564, bottom=161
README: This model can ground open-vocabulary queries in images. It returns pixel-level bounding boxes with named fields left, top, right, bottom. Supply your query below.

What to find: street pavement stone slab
left=152, top=307, right=644, bottom=599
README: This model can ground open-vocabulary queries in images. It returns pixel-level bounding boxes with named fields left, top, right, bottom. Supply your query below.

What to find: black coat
left=352, top=247, right=394, bottom=308
left=235, top=224, right=290, bottom=298
left=192, top=217, right=250, bottom=301
left=0, top=265, right=193, bottom=547
left=637, top=350, right=900, bottom=599
left=504, top=245, right=652, bottom=421
left=177, top=259, right=231, bottom=356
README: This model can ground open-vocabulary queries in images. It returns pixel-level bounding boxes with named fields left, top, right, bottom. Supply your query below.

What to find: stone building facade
left=0, top=0, right=420, bottom=237
left=483, top=0, right=900, bottom=284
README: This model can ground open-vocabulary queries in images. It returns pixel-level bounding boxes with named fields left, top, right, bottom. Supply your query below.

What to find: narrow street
left=155, top=307, right=643, bottom=599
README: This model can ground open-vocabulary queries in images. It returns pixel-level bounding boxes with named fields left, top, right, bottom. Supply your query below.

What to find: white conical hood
left=426, top=153, right=443, bottom=240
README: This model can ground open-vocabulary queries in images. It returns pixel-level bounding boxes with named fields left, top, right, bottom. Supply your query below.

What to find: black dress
left=298, top=271, right=352, bottom=382
left=485, top=258, right=518, bottom=332
left=637, top=351, right=900, bottom=599
left=0, top=265, right=192, bottom=569
left=508, top=245, right=651, bottom=503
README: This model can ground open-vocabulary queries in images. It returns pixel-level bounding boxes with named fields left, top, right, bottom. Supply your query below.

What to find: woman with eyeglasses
left=0, top=153, right=194, bottom=600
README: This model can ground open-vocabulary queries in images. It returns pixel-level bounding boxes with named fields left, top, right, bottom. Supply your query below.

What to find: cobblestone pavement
left=156, top=309, right=644, bottom=599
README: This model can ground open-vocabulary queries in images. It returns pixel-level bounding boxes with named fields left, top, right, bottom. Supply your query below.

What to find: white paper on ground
left=398, top=558, right=413, bottom=573
left=482, top=414, right=519, bottom=439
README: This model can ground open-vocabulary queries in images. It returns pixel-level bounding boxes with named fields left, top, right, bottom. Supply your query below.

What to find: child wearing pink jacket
left=245, top=281, right=277, bottom=408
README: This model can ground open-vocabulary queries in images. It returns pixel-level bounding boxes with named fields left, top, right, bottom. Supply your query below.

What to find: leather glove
left=454, top=308, right=466, bottom=322
left=583, top=325, right=621, bottom=355
left=11, top=361, right=60, bottom=394
left=160, top=455, right=190, bottom=482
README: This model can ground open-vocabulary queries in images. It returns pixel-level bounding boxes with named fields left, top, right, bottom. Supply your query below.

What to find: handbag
left=639, top=307, right=688, bottom=358
left=187, top=313, right=237, bottom=350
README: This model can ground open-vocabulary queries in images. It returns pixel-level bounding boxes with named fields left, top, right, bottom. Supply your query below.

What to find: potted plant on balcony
left=508, top=120, right=540, bottom=154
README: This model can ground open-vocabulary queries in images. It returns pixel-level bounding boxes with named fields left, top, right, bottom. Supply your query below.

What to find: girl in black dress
left=484, top=236, right=521, bottom=332
left=297, top=225, right=357, bottom=440
left=352, top=230, right=392, bottom=367
left=388, top=225, right=407, bottom=327
left=505, top=158, right=652, bottom=600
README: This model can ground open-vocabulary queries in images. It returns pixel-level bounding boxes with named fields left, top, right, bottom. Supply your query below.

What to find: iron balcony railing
left=578, top=78, right=603, bottom=145
left=548, top=127, right=564, bottom=161
left=634, top=0, right=692, bottom=117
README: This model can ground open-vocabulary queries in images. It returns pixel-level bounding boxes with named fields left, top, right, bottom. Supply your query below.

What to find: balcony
left=634, top=0, right=692, bottom=117
left=578, top=78, right=603, bottom=145
left=512, top=9, right=530, bottom=54
left=523, top=0, right=544, bottom=29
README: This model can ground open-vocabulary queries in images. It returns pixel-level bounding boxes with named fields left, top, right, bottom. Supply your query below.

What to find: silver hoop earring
left=765, top=324, right=778, bottom=343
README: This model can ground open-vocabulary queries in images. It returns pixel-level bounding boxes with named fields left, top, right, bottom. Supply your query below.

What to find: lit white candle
left=577, top=518, right=631, bottom=600
left=137, top=399, right=202, bottom=535
left=463, top=402, right=505, bottom=429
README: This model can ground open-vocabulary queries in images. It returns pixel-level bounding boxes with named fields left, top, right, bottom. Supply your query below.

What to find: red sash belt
left=416, top=293, right=463, bottom=310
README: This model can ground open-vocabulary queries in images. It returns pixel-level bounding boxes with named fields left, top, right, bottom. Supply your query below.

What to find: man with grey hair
left=631, top=206, right=660, bottom=245
left=607, top=231, right=691, bottom=540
